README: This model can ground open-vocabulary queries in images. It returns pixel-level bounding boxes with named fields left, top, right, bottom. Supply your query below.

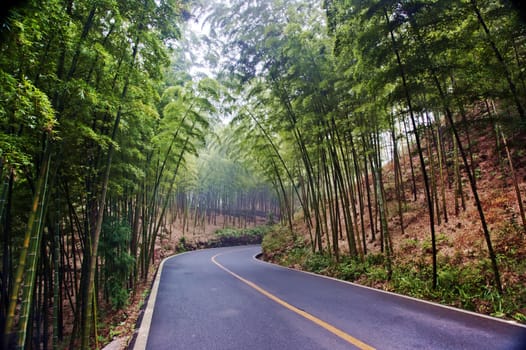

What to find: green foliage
left=0, top=0, right=211, bottom=347
left=208, top=225, right=271, bottom=247
left=176, top=236, right=187, bottom=253
left=0, top=71, right=56, bottom=176
left=303, top=253, right=332, bottom=273
left=399, top=238, right=419, bottom=253
left=261, top=226, right=296, bottom=255
left=391, top=255, right=525, bottom=320
left=100, top=218, right=135, bottom=310
left=283, top=243, right=310, bottom=267
left=264, top=235, right=525, bottom=323
left=215, top=225, right=272, bottom=238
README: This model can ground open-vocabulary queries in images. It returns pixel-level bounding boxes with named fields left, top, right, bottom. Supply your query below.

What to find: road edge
left=130, top=247, right=244, bottom=349
left=130, top=251, right=191, bottom=350
left=253, top=252, right=526, bottom=330
left=213, top=250, right=376, bottom=349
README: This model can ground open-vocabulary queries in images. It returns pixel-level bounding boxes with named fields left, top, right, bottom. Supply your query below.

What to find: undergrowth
left=261, top=225, right=526, bottom=323
left=176, top=225, right=273, bottom=252
left=215, top=225, right=272, bottom=238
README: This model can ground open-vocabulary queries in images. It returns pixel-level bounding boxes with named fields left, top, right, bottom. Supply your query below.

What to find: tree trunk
left=470, top=0, right=525, bottom=120
left=81, top=30, right=141, bottom=347
left=499, top=126, right=526, bottom=234
left=391, top=112, right=405, bottom=236
left=407, top=13, right=503, bottom=294
left=384, top=7, right=437, bottom=289
left=5, top=147, right=51, bottom=349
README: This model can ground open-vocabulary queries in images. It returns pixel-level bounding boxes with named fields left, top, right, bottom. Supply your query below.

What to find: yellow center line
left=211, top=251, right=375, bottom=350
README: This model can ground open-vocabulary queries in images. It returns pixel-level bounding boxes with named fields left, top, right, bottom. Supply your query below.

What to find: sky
left=184, top=3, right=219, bottom=79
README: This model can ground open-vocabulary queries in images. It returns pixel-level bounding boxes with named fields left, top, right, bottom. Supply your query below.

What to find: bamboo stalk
left=6, top=149, right=51, bottom=349
left=499, top=126, right=526, bottom=235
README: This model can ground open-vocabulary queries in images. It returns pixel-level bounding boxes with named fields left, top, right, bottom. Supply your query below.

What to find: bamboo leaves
left=207, top=0, right=525, bottom=298
left=1, top=0, right=191, bottom=348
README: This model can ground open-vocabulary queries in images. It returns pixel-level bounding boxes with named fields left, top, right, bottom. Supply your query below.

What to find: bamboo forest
left=1, top=0, right=526, bottom=348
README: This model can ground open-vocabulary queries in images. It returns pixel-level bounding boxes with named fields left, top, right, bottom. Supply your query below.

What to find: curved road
left=133, top=245, right=526, bottom=349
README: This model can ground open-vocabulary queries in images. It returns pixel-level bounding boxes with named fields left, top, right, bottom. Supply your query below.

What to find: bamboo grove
left=208, top=0, right=526, bottom=300
left=1, top=0, right=526, bottom=348
left=2, top=0, right=220, bottom=348
left=0, top=1, right=281, bottom=347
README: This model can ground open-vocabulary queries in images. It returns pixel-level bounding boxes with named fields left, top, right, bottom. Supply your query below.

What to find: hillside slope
left=262, top=113, right=526, bottom=323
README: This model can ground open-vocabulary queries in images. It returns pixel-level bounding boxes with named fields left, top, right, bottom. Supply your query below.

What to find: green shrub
left=365, top=253, right=385, bottom=266
left=215, top=225, right=272, bottom=238
left=366, top=265, right=389, bottom=283
left=106, top=279, right=130, bottom=310
left=337, top=260, right=366, bottom=281
left=399, top=238, right=418, bottom=253
left=176, top=236, right=187, bottom=252
left=100, top=217, right=135, bottom=310
left=261, top=226, right=295, bottom=256
left=303, top=252, right=332, bottom=273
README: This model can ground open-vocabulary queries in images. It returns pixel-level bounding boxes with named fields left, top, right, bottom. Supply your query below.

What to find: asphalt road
left=134, top=245, right=526, bottom=350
